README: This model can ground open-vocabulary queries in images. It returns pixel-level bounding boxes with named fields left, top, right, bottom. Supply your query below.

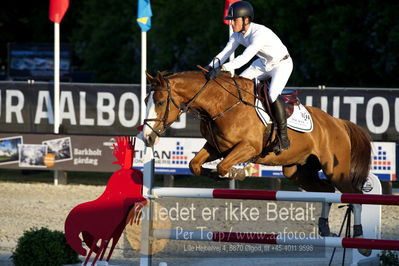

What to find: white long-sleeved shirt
left=210, top=23, right=289, bottom=72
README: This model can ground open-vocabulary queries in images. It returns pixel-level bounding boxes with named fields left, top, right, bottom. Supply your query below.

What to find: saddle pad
left=255, top=98, right=313, bottom=132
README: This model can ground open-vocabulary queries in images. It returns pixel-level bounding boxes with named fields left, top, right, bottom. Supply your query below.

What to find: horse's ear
left=156, top=71, right=168, bottom=88
left=145, top=72, right=154, bottom=82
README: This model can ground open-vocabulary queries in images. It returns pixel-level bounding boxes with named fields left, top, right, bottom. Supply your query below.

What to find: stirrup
left=272, top=136, right=290, bottom=155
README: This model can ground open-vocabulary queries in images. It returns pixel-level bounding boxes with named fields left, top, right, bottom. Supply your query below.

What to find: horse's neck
left=186, top=75, right=250, bottom=117
left=172, top=73, right=252, bottom=119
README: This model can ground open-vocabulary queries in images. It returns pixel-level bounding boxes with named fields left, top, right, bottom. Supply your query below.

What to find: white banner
left=133, top=138, right=396, bottom=181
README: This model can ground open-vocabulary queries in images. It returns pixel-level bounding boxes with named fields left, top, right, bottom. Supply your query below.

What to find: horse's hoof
left=353, top=224, right=363, bottom=237
left=227, top=167, right=246, bottom=181
left=211, top=173, right=225, bottom=182
left=318, top=217, right=331, bottom=236
left=201, top=169, right=223, bottom=181
left=358, top=248, right=372, bottom=257
left=353, top=225, right=371, bottom=257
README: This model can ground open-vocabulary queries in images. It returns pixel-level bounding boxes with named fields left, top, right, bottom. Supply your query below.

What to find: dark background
left=1, top=0, right=398, bottom=87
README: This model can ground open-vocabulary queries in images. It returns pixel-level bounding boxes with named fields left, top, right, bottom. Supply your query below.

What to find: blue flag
left=137, top=0, right=152, bottom=32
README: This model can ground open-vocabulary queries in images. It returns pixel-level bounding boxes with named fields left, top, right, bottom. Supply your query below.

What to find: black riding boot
left=272, top=96, right=290, bottom=154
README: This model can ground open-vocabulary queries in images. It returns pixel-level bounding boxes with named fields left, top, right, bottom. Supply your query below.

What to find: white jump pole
left=228, top=25, right=235, bottom=190
left=152, top=229, right=399, bottom=251
left=143, top=174, right=386, bottom=265
left=139, top=146, right=154, bottom=266
left=140, top=31, right=147, bottom=125
left=150, top=186, right=393, bottom=206
left=54, top=22, right=60, bottom=134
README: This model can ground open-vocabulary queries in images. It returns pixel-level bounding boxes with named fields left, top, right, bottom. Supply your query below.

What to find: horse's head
left=142, top=71, right=182, bottom=147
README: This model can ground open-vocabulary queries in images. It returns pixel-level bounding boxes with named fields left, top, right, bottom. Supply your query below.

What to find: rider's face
left=230, top=18, right=242, bottom=32
left=230, top=17, right=249, bottom=33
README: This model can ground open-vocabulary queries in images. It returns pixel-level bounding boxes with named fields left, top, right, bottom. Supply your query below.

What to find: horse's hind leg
left=319, top=153, right=372, bottom=256
left=282, top=155, right=335, bottom=193
left=283, top=155, right=336, bottom=236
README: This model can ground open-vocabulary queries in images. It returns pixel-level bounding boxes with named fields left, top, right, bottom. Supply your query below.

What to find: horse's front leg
left=189, top=142, right=221, bottom=176
left=217, top=142, right=258, bottom=180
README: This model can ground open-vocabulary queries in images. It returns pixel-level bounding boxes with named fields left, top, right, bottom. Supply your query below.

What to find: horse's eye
left=156, top=101, right=165, bottom=107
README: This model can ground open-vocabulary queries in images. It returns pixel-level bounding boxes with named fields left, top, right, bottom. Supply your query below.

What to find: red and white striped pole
left=153, top=229, right=399, bottom=251
left=151, top=187, right=399, bottom=205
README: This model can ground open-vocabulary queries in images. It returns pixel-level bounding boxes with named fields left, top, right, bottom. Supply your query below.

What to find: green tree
left=69, top=0, right=139, bottom=83
left=1, top=0, right=398, bottom=87
left=251, top=0, right=399, bottom=87
left=70, top=0, right=228, bottom=83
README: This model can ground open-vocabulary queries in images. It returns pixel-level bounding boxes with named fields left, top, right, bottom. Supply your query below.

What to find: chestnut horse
left=141, top=71, right=371, bottom=255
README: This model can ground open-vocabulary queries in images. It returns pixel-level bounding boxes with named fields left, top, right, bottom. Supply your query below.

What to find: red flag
left=49, top=0, right=69, bottom=23
left=223, top=0, right=241, bottom=25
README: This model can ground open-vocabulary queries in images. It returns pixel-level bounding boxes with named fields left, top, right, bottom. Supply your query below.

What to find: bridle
left=143, top=76, right=212, bottom=137
left=143, top=74, right=262, bottom=138
left=143, top=77, right=179, bottom=137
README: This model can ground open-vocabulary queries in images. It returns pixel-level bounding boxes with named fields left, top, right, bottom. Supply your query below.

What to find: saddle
left=255, top=80, right=300, bottom=119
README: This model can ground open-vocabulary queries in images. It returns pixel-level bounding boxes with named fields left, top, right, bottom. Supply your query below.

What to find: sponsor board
left=133, top=137, right=396, bottom=181
left=370, top=142, right=396, bottom=181
left=1, top=82, right=399, bottom=142
left=0, top=134, right=395, bottom=181
left=0, top=134, right=119, bottom=173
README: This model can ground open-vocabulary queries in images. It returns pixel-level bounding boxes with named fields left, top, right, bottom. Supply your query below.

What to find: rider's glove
left=206, top=66, right=221, bottom=80
left=221, top=65, right=234, bottom=78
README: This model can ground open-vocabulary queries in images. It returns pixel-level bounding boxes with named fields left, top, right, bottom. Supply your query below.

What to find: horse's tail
left=343, top=120, right=371, bottom=192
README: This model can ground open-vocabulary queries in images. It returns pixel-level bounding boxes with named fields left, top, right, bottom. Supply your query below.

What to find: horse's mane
left=167, top=70, right=201, bottom=79
left=167, top=70, right=253, bottom=85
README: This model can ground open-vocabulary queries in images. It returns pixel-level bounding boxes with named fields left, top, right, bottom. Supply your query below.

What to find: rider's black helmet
left=224, top=1, right=254, bottom=21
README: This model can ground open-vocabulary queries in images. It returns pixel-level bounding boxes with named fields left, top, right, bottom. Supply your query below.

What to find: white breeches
left=240, top=57, right=293, bottom=102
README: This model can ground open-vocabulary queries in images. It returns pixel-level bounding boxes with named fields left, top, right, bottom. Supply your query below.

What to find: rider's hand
left=221, top=65, right=234, bottom=78
left=206, top=66, right=221, bottom=80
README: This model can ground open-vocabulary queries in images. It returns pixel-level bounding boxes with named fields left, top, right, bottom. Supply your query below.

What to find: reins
left=144, top=73, right=268, bottom=138
left=211, top=75, right=268, bottom=117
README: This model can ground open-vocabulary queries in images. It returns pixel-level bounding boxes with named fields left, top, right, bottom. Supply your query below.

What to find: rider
left=206, top=1, right=293, bottom=153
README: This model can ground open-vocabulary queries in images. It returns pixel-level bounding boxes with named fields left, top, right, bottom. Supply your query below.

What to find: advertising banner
left=0, top=82, right=397, bottom=180
left=1, top=82, right=399, bottom=142
left=299, top=87, right=399, bottom=142
left=0, top=133, right=394, bottom=181
left=133, top=137, right=396, bottom=181
left=0, top=81, right=198, bottom=136
left=0, top=133, right=119, bottom=173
